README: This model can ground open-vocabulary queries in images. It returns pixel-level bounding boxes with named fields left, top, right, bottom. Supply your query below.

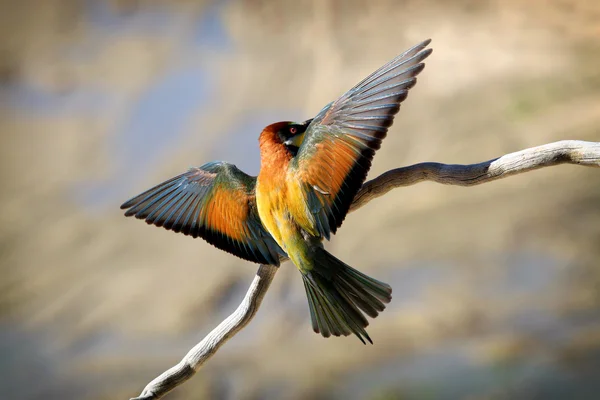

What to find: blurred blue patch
left=74, top=66, right=212, bottom=210
left=2, top=82, right=113, bottom=116
left=191, top=0, right=233, bottom=50
left=116, top=67, right=210, bottom=169
left=70, top=0, right=240, bottom=212
left=84, top=0, right=172, bottom=35
left=84, top=0, right=233, bottom=46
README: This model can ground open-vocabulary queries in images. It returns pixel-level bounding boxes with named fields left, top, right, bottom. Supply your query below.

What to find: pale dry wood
left=351, top=140, right=600, bottom=211
left=131, top=140, right=600, bottom=400
left=130, top=264, right=278, bottom=400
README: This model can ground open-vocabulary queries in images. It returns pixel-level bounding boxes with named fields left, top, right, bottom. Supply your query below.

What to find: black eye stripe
left=281, top=125, right=299, bottom=137
left=278, top=123, right=307, bottom=141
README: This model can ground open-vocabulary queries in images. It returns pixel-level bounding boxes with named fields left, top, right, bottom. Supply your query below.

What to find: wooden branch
left=130, top=140, right=600, bottom=400
left=350, top=140, right=600, bottom=211
left=131, top=264, right=278, bottom=400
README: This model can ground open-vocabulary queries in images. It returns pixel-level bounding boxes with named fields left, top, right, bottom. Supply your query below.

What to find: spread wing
left=120, top=161, right=284, bottom=265
left=289, top=39, right=432, bottom=239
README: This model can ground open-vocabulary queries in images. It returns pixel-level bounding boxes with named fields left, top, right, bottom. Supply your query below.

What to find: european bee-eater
left=121, top=39, right=432, bottom=343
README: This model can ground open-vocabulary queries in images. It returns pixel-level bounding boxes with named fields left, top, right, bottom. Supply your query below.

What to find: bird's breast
left=256, top=171, right=290, bottom=247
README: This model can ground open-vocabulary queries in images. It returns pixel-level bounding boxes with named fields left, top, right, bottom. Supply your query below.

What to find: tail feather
left=343, top=267, right=392, bottom=302
left=335, top=277, right=383, bottom=318
left=301, top=248, right=392, bottom=344
left=304, top=281, right=341, bottom=338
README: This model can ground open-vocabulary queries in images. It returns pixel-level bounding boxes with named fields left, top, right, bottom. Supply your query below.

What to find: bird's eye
left=289, top=127, right=297, bottom=134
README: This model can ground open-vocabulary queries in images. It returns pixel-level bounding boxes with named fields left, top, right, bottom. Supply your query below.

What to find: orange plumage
left=121, top=39, right=433, bottom=343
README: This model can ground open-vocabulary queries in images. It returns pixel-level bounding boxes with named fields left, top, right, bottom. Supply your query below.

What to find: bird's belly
left=256, top=178, right=318, bottom=271
left=256, top=180, right=288, bottom=246
left=257, top=181, right=306, bottom=251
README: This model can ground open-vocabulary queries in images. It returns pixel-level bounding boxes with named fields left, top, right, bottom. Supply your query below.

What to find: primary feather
left=289, top=39, right=432, bottom=239
left=121, top=162, right=284, bottom=266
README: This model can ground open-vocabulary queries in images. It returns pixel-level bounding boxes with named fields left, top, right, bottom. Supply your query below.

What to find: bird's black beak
left=302, top=118, right=314, bottom=127
left=283, top=133, right=305, bottom=147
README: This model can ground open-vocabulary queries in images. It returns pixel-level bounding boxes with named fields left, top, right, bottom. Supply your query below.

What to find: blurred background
left=1, top=0, right=600, bottom=399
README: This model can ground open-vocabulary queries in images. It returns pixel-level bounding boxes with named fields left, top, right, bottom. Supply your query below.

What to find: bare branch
left=350, top=140, right=600, bottom=211
left=131, top=140, right=600, bottom=400
left=130, top=264, right=278, bottom=400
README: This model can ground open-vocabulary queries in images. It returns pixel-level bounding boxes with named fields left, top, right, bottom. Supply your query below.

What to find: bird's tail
left=301, top=247, right=392, bottom=344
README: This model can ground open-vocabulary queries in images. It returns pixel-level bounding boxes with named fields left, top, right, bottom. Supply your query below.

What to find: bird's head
left=259, top=119, right=313, bottom=156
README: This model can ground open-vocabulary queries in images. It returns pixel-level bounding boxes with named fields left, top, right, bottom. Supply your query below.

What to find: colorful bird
left=121, top=39, right=432, bottom=344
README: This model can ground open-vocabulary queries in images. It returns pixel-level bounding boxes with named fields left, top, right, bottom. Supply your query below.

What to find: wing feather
left=121, top=161, right=284, bottom=265
left=290, top=39, right=433, bottom=238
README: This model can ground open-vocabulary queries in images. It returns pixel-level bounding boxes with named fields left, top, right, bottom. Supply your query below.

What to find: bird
left=121, top=39, right=433, bottom=344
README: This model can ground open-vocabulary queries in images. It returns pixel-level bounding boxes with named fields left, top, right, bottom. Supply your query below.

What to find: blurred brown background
left=1, top=0, right=600, bottom=399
